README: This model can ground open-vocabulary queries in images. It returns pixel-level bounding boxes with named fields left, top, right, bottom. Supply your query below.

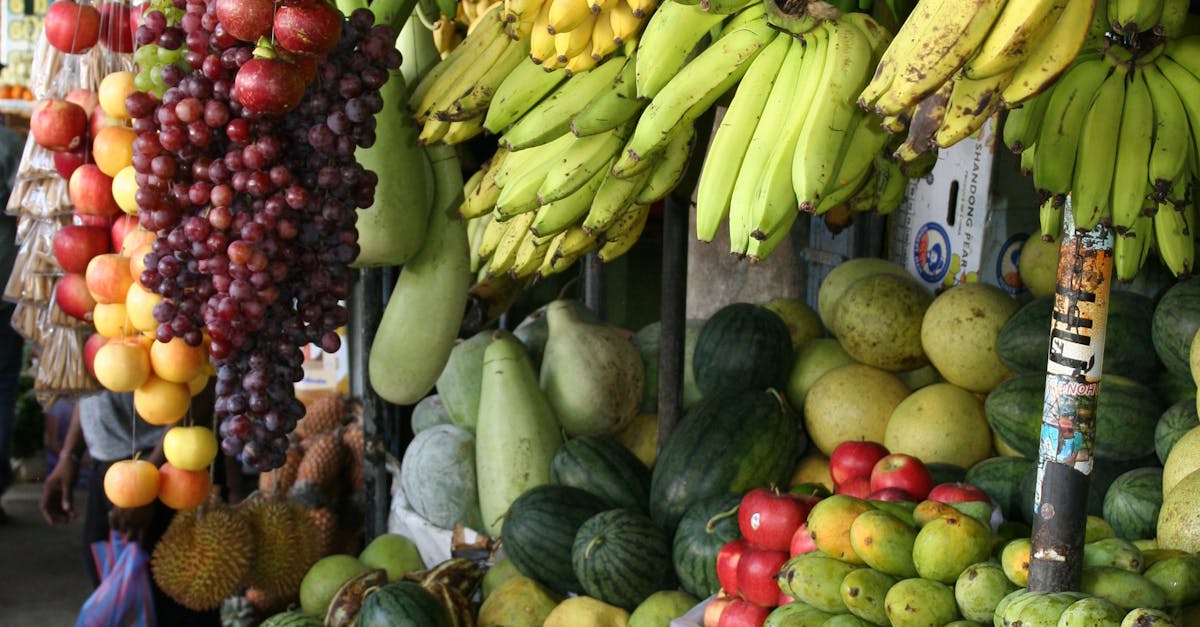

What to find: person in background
left=0, top=117, right=27, bottom=524
left=40, top=385, right=240, bottom=626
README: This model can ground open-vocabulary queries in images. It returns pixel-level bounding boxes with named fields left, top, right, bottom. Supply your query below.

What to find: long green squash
left=367, top=146, right=470, bottom=405
left=476, top=332, right=564, bottom=536
left=352, top=69, right=434, bottom=267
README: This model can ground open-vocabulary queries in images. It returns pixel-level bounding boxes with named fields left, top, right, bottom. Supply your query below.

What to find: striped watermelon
left=572, top=509, right=676, bottom=611
left=501, top=485, right=608, bottom=596
left=356, top=582, right=452, bottom=627
left=550, top=435, right=651, bottom=513
left=260, top=611, right=322, bottom=627
left=1152, top=277, right=1200, bottom=378
left=1103, top=467, right=1163, bottom=541
left=672, top=492, right=742, bottom=598
left=1156, top=399, right=1200, bottom=464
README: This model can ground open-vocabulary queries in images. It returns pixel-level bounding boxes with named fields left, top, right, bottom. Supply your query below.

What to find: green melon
left=692, top=303, right=794, bottom=397
left=1152, top=277, right=1200, bottom=378
left=1156, top=399, right=1199, bottom=465
left=572, top=509, right=676, bottom=611
left=1103, top=467, right=1164, bottom=541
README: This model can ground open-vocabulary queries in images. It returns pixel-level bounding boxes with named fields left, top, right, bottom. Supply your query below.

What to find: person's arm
left=39, top=402, right=85, bottom=524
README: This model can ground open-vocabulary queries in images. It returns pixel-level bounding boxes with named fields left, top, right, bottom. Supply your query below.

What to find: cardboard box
left=888, top=117, right=1041, bottom=298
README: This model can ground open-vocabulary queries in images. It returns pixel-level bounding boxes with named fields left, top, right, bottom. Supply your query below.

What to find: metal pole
left=355, top=267, right=390, bottom=541
left=583, top=253, right=606, bottom=318
left=1028, top=203, right=1115, bottom=592
left=657, top=195, right=687, bottom=450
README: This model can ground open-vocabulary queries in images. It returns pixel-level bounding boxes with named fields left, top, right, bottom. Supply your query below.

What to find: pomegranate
left=215, top=0, right=274, bottom=42
left=234, top=45, right=307, bottom=114
left=274, top=0, right=343, bottom=56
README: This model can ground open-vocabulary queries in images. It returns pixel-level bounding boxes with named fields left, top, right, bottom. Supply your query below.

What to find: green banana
left=612, top=17, right=776, bottom=177
left=495, top=140, right=576, bottom=220
left=531, top=158, right=613, bottom=237
left=1069, top=63, right=1126, bottom=231
left=493, top=132, right=575, bottom=188
left=727, top=33, right=803, bottom=255
left=1040, top=195, right=1065, bottom=239
left=963, top=0, right=1071, bottom=80
left=1153, top=54, right=1200, bottom=178
left=1031, top=56, right=1111, bottom=196
left=461, top=149, right=509, bottom=219
left=419, top=118, right=450, bottom=145
left=693, top=31, right=789, bottom=242
left=845, top=167, right=880, bottom=214
left=1142, top=63, right=1190, bottom=200
left=744, top=205, right=797, bottom=261
left=1110, top=65, right=1155, bottom=232
left=443, top=38, right=533, bottom=122
left=536, top=124, right=630, bottom=205
left=715, top=0, right=765, bottom=36
left=583, top=162, right=655, bottom=233
left=569, top=56, right=645, bottom=137
left=441, top=116, right=485, bottom=145
left=814, top=161, right=873, bottom=216
left=1002, top=87, right=1050, bottom=153
left=1114, top=214, right=1153, bottom=281
left=1154, top=200, right=1196, bottom=277
left=792, top=21, right=874, bottom=215
left=635, top=124, right=696, bottom=204
left=999, top=0, right=1097, bottom=106
left=411, top=10, right=509, bottom=119
left=874, top=157, right=910, bottom=216
left=700, top=0, right=756, bottom=15
left=483, top=62, right=568, bottom=134
left=1108, top=0, right=1163, bottom=34
left=634, top=0, right=727, bottom=98
left=1159, top=0, right=1191, bottom=36
left=501, top=55, right=629, bottom=149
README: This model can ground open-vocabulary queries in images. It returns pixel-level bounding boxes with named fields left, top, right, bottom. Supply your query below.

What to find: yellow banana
left=963, top=0, right=1071, bottom=80
left=531, top=158, right=613, bottom=237
left=461, top=149, right=509, bottom=219
left=548, top=0, right=593, bottom=33
left=859, top=0, right=951, bottom=108
left=895, top=80, right=952, bottom=163
left=590, top=9, right=619, bottom=60
left=509, top=231, right=557, bottom=279
left=626, top=0, right=656, bottom=18
left=565, top=51, right=600, bottom=75
left=584, top=164, right=655, bottom=233
left=488, top=211, right=537, bottom=276
left=555, top=13, right=596, bottom=62
left=999, top=0, right=1097, bottom=106
left=530, top=0, right=557, bottom=62
left=477, top=209, right=510, bottom=260
left=933, top=72, right=1009, bottom=148
left=598, top=203, right=651, bottom=261
left=609, top=0, right=642, bottom=45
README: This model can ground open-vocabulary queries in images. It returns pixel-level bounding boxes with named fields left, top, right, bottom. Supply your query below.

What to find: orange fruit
left=92, top=126, right=136, bottom=177
left=150, top=337, right=207, bottom=384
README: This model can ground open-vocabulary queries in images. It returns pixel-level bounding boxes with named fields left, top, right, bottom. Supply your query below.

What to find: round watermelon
left=549, top=435, right=651, bottom=513
left=1152, top=277, right=1200, bottom=379
left=672, top=492, right=742, bottom=598
left=1156, top=399, right=1199, bottom=465
left=501, top=485, right=608, bottom=596
left=692, top=303, right=794, bottom=397
left=572, top=509, right=676, bottom=611
left=1102, top=467, right=1163, bottom=541
left=356, top=582, right=452, bottom=627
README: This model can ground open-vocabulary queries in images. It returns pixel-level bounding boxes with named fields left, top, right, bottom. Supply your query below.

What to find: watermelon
left=927, top=462, right=968, bottom=486
left=649, top=389, right=800, bottom=533
left=572, top=509, right=676, bottom=611
left=1155, top=399, right=1200, bottom=464
left=671, top=493, right=742, bottom=598
left=550, top=435, right=652, bottom=513
left=260, top=612, right=322, bottom=627
left=399, top=424, right=482, bottom=530
left=1152, top=277, right=1200, bottom=378
left=356, top=582, right=452, bottom=627
left=1151, top=370, right=1198, bottom=407
left=965, top=456, right=1035, bottom=522
left=692, top=303, right=794, bottom=397
left=1113, top=254, right=1176, bottom=303
left=1102, top=467, right=1163, bottom=541
left=996, top=292, right=1159, bottom=383
left=501, top=485, right=608, bottom=596
left=986, top=374, right=1162, bottom=461
left=634, top=319, right=706, bottom=414
left=1016, top=455, right=1154, bottom=524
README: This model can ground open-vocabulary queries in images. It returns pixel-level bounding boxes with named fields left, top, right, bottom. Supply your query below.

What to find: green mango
left=993, top=588, right=1030, bottom=627
left=627, top=590, right=699, bottom=627
left=764, top=601, right=837, bottom=627
left=1080, top=567, right=1169, bottom=611
left=1056, top=596, right=1125, bottom=627
left=778, top=555, right=862, bottom=614
left=1004, top=591, right=1085, bottom=627
left=948, top=500, right=996, bottom=529
left=1142, top=554, right=1200, bottom=607
left=1119, top=608, right=1175, bottom=626
left=912, top=512, right=993, bottom=584
left=883, top=578, right=960, bottom=627
left=954, top=562, right=1015, bottom=623
left=1083, top=538, right=1145, bottom=572
left=839, top=568, right=896, bottom=626
left=819, top=615, right=872, bottom=626
left=867, top=500, right=917, bottom=527
left=849, top=509, right=918, bottom=578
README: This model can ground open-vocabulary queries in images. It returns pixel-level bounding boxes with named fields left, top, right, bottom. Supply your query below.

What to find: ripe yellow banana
left=999, top=0, right=1097, bottom=106
left=590, top=10, right=619, bottom=60
left=529, top=0, right=557, bottom=62
left=555, top=13, right=596, bottom=62
left=488, top=211, right=537, bottom=276
left=598, top=203, right=651, bottom=261
left=584, top=163, right=655, bottom=233
left=963, top=0, right=1072, bottom=80
left=531, top=158, right=613, bottom=237
left=859, top=0, right=952, bottom=109
left=549, top=0, right=593, bottom=33
left=895, top=81, right=951, bottom=162
left=609, top=0, right=642, bottom=45
left=933, top=72, right=1009, bottom=148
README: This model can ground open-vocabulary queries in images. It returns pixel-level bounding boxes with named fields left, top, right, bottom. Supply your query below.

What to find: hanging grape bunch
left=128, top=0, right=400, bottom=470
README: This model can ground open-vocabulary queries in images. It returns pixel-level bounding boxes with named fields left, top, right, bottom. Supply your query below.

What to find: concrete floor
left=0, top=481, right=93, bottom=625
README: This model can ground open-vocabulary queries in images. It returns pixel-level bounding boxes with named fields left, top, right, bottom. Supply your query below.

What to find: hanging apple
left=214, top=0, right=274, bottom=42
left=234, top=40, right=308, bottom=114
left=274, top=0, right=343, bottom=57
left=44, top=0, right=101, bottom=53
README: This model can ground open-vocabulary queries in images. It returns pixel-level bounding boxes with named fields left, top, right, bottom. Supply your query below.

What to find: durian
left=240, top=497, right=323, bottom=598
left=152, top=499, right=255, bottom=611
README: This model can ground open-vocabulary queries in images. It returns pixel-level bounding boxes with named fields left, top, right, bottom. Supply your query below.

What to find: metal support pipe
left=355, top=267, right=390, bottom=541
left=583, top=252, right=606, bottom=318
left=657, top=195, right=688, bottom=450
left=1028, top=205, right=1114, bottom=592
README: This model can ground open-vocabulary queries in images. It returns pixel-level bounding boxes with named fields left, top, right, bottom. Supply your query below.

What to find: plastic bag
left=75, top=532, right=156, bottom=627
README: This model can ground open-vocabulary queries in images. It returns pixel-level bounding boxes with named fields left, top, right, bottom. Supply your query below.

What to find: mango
left=808, top=495, right=875, bottom=564
left=840, top=568, right=896, bottom=626
left=481, top=559, right=519, bottom=600
left=954, top=562, right=1015, bottom=623
left=627, top=590, right=698, bottom=627
left=1001, top=538, right=1032, bottom=587
left=912, top=513, right=992, bottom=584
left=778, top=554, right=862, bottom=614
left=1080, top=566, right=1169, bottom=611
left=1086, top=515, right=1118, bottom=543
left=1057, top=596, right=1125, bottom=626
left=820, top=615, right=872, bottom=626
left=764, top=601, right=836, bottom=627
left=1142, top=554, right=1200, bottom=607
left=944, top=622, right=985, bottom=627
left=1083, top=538, right=1144, bottom=572
left=883, top=578, right=959, bottom=627
left=912, top=500, right=957, bottom=527
left=1141, top=548, right=1189, bottom=569
left=949, top=500, right=998, bottom=529
left=1003, top=591, right=1085, bottom=627
left=477, top=576, right=561, bottom=627
left=543, top=596, right=630, bottom=627
left=993, top=588, right=1031, bottom=624
left=849, top=509, right=918, bottom=578
left=868, top=500, right=917, bottom=527
left=1119, top=608, right=1175, bottom=626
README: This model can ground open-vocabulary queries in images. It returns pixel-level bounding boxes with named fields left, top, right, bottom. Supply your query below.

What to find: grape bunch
left=130, top=0, right=400, bottom=470
left=132, top=0, right=187, bottom=97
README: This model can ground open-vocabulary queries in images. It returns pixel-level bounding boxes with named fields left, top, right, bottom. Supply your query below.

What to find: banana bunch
left=458, top=54, right=696, bottom=281
left=427, top=0, right=501, bottom=56
left=688, top=10, right=908, bottom=260
left=1011, top=34, right=1200, bottom=280
left=501, top=0, right=674, bottom=73
left=859, top=0, right=1194, bottom=160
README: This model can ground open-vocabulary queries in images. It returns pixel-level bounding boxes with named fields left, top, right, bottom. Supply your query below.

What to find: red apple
left=90, top=104, right=124, bottom=139
left=54, top=146, right=92, bottom=180
left=53, top=224, right=112, bottom=273
left=704, top=597, right=733, bottom=627
left=868, top=487, right=916, bottom=502
left=789, top=522, right=818, bottom=557
left=836, top=476, right=872, bottom=499
left=830, top=440, right=890, bottom=488
left=44, top=0, right=101, bottom=53
left=74, top=212, right=114, bottom=228
left=716, top=539, right=748, bottom=598
left=735, top=547, right=789, bottom=607
left=99, top=1, right=134, bottom=53
left=928, top=482, right=992, bottom=504
left=55, top=272, right=98, bottom=321
left=84, top=253, right=133, bottom=304
left=31, top=99, right=88, bottom=152
left=738, top=488, right=819, bottom=552
left=870, top=454, right=934, bottom=501
left=273, top=0, right=343, bottom=57
left=215, top=0, right=274, bottom=42
left=70, top=164, right=121, bottom=216
left=777, top=591, right=794, bottom=606
left=110, top=214, right=139, bottom=251
left=83, top=332, right=106, bottom=378
left=717, top=599, right=771, bottom=627
left=65, top=88, right=98, bottom=112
